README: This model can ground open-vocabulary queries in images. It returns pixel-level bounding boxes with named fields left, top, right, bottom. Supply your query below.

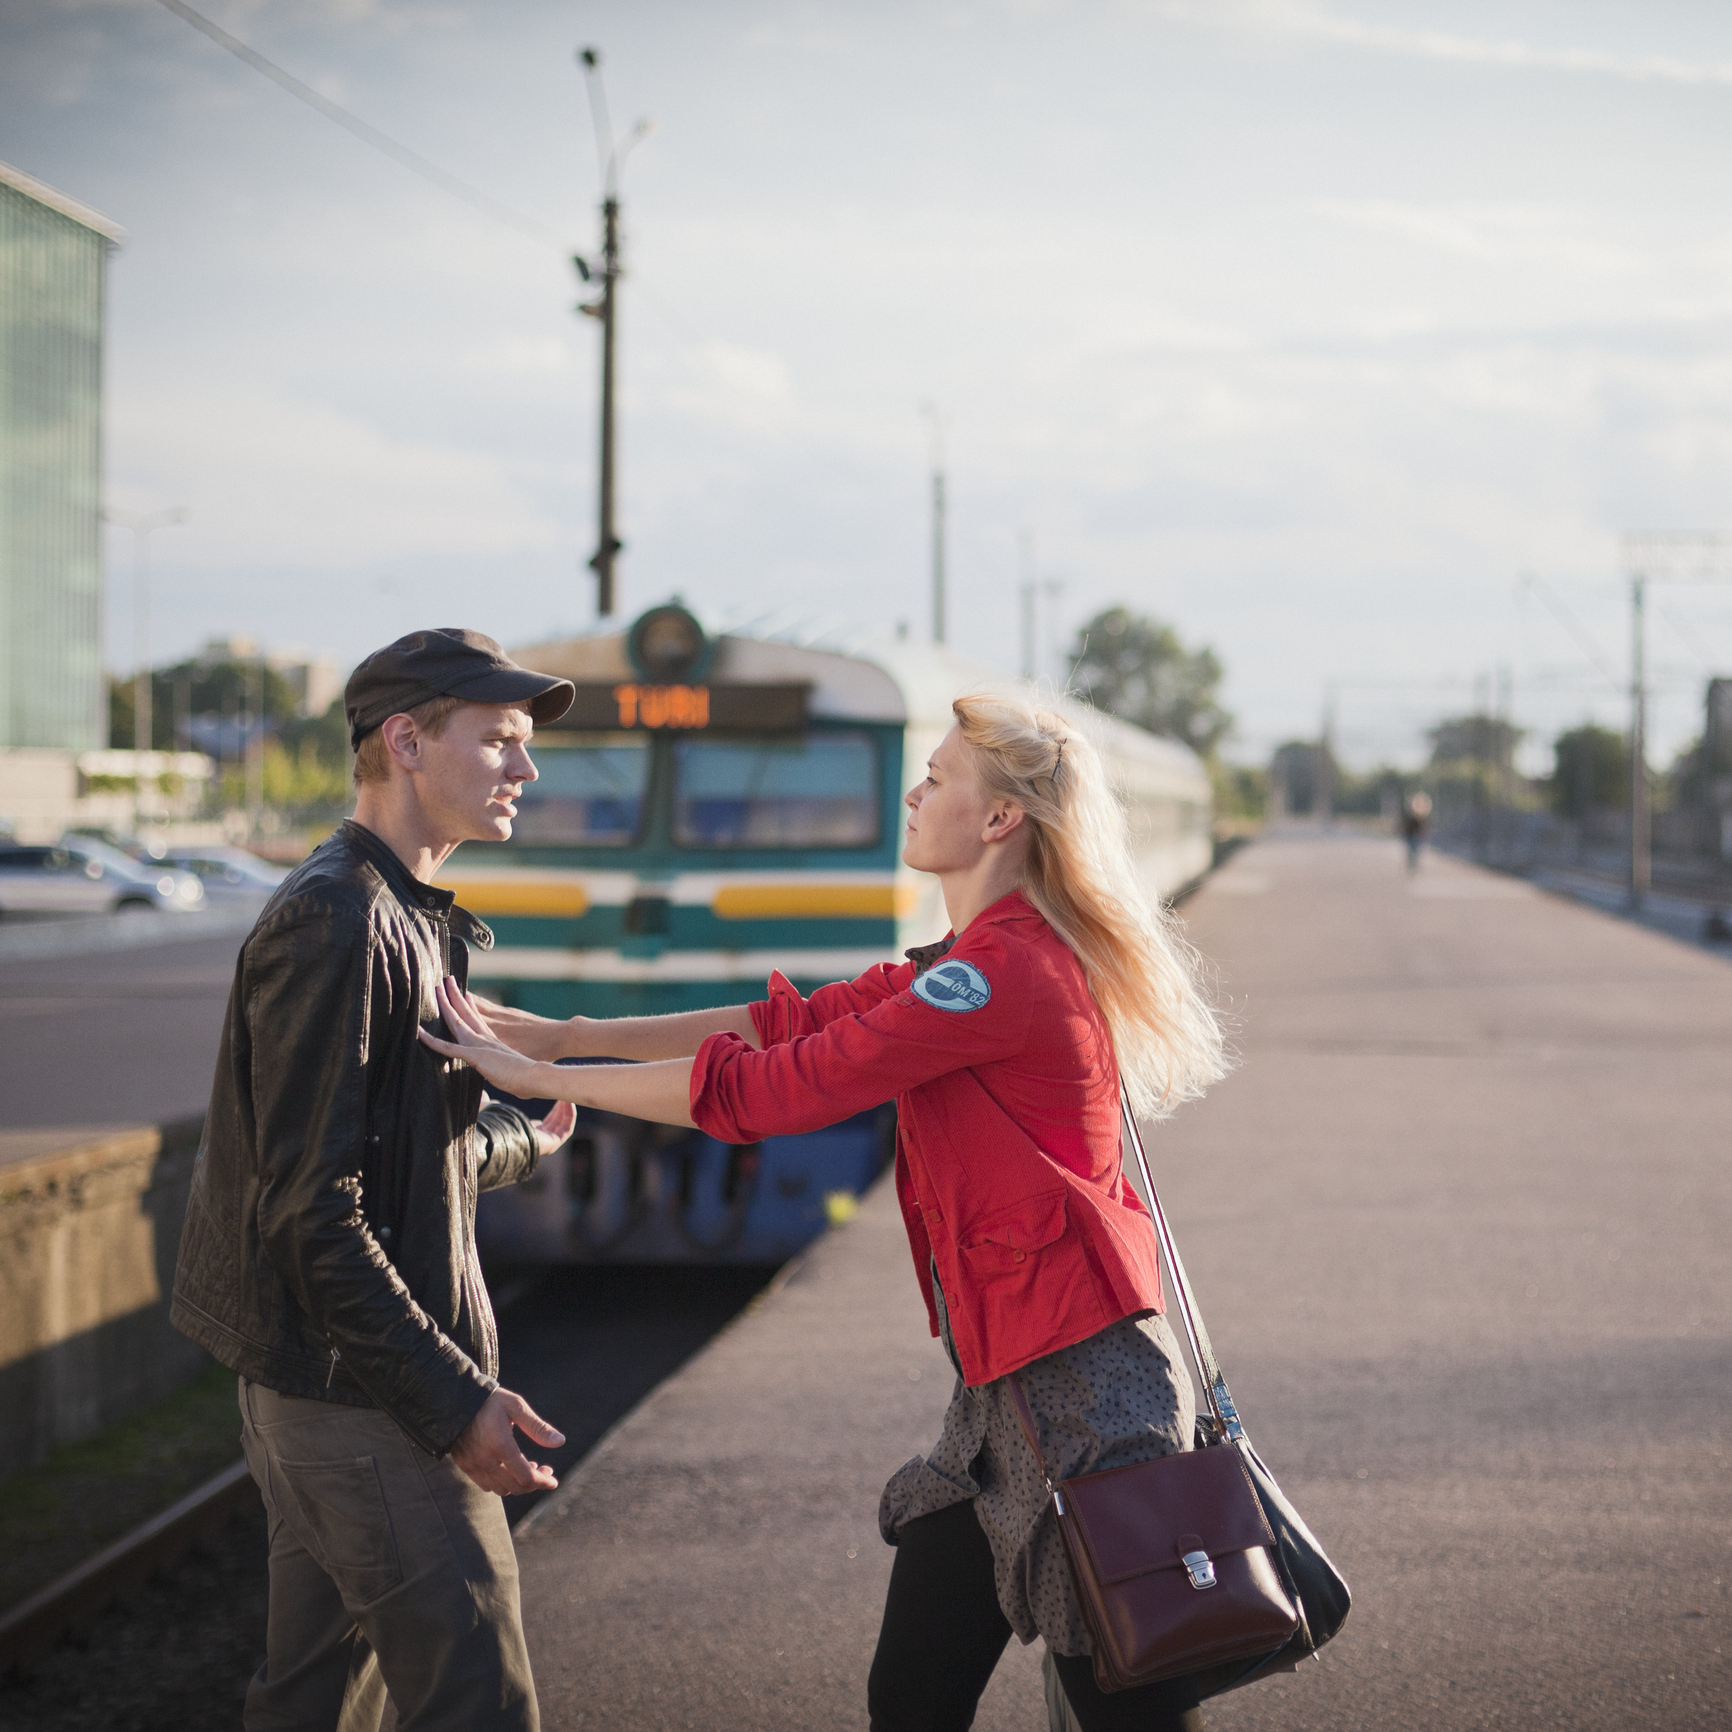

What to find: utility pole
left=588, top=191, right=621, bottom=616
left=1619, top=532, right=1732, bottom=908
left=1043, top=578, right=1066, bottom=690
left=922, top=404, right=947, bottom=644
left=1018, top=529, right=1036, bottom=681
left=102, top=506, right=186, bottom=763
left=247, top=654, right=265, bottom=837
left=1629, top=569, right=1648, bottom=907
left=1319, top=682, right=1337, bottom=825
left=932, top=468, right=946, bottom=644
left=576, top=48, right=650, bottom=619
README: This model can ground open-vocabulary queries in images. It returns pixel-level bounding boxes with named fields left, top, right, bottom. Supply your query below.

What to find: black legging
left=867, top=1500, right=1205, bottom=1732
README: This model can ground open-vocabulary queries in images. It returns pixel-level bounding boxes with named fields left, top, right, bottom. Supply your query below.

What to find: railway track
left=0, top=1262, right=773, bottom=1725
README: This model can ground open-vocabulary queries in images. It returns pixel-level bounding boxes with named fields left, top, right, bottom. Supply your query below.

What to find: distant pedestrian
left=426, top=690, right=1229, bottom=1732
left=1402, top=791, right=1432, bottom=870
left=171, top=631, right=579, bottom=1732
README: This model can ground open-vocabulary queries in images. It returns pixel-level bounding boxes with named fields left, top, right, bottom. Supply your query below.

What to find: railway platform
left=514, top=831, right=1731, bottom=1731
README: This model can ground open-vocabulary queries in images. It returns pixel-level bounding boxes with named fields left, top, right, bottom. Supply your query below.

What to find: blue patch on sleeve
left=911, top=958, right=992, bottom=1013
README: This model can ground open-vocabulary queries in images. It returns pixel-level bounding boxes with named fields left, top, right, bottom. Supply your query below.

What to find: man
left=172, top=628, right=578, bottom=1732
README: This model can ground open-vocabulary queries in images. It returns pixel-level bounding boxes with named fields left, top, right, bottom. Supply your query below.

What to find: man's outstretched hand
left=533, top=1100, right=577, bottom=1155
left=450, top=1388, right=565, bottom=1496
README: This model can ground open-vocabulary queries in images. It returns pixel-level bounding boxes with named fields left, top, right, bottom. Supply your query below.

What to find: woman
left=420, top=691, right=1226, bottom=1732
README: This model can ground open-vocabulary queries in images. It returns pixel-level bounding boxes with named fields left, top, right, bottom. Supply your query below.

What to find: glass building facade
left=0, top=163, right=120, bottom=751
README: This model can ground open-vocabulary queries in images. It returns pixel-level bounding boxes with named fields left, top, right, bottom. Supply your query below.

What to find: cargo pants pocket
left=275, top=1454, right=405, bottom=1607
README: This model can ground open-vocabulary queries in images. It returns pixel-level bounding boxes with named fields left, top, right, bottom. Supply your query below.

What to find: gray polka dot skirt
left=878, top=1262, right=1196, bottom=1658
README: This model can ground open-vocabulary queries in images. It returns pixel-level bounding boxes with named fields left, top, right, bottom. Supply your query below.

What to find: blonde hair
left=951, top=690, right=1226, bottom=1118
left=352, top=694, right=464, bottom=787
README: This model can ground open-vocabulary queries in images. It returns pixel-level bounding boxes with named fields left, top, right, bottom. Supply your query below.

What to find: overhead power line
left=152, top=0, right=562, bottom=247
left=1516, top=574, right=1622, bottom=690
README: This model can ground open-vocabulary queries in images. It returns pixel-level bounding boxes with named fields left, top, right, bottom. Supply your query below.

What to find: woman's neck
left=939, top=855, right=1027, bottom=937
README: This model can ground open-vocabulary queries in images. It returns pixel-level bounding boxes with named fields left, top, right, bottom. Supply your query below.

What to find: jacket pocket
left=957, top=1188, right=1068, bottom=1270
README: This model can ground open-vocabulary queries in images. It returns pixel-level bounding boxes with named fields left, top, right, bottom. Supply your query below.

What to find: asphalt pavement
left=0, top=931, right=241, bottom=1143
left=515, top=830, right=1731, bottom=1730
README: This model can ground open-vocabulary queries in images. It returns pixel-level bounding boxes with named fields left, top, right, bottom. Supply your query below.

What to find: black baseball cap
left=345, top=628, right=575, bottom=750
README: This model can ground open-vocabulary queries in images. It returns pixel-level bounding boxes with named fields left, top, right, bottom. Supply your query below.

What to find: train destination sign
left=555, top=681, right=811, bottom=733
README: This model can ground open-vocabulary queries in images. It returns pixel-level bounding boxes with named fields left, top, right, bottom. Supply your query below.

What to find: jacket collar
left=904, top=890, right=1037, bottom=973
left=338, top=820, right=494, bottom=950
left=972, top=889, right=1039, bottom=928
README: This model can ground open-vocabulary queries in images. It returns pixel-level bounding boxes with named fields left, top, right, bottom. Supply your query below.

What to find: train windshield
left=512, top=736, right=649, bottom=844
left=672, top=731, right=879, bottom=848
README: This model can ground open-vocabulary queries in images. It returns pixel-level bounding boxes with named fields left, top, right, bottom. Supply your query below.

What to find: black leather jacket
left=172, top=820, right=539, bottom=1456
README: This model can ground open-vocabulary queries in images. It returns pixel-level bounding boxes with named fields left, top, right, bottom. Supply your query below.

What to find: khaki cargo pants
left=238, top=1379, right=539, bottom=1732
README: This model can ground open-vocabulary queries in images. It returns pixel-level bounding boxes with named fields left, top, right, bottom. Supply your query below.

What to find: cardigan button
left=1012, top=1248, right=1026, bottom=1263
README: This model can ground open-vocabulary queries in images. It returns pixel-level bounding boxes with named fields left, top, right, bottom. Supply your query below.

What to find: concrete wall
left=0, top=1117, right=207, bottom=1479
left=0, top=746, right=78, bottom=840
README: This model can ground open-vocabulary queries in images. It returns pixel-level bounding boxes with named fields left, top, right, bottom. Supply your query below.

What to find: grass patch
left=0, top=1359, right=244, bottom=1615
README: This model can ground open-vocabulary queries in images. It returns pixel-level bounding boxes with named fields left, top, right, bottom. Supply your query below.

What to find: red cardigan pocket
left=957, top=1188, right=1069, bottom=1274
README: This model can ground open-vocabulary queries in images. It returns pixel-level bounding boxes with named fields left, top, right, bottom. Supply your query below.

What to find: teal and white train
left=443, top=603, right=1212, bottom=1265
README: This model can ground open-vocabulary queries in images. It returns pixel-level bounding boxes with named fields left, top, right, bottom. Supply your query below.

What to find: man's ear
left=982, top=801, right=1026, bottom=845
left=378, top=713, right=423, bottom=775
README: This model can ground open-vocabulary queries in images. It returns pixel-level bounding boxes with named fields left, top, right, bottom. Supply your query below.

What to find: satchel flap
left=1060, top=1444, right=1278, bottom=1588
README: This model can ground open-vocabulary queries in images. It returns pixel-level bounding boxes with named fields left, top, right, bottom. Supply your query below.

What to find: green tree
left=278, top=697, right=349, bottom=771
left=1550, top=724, right=1628, bottom=817
left=108, top=658, right=302, bottom=751
left=261, top=738, right=351, bottom=814
left=1211, top=759, right=1268, bottom=823
left=1068, top=607, right=1233, bottom=757
left=1426, top=713, right=1523, bottom=773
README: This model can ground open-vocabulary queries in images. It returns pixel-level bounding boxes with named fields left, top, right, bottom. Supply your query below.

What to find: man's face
left=418, top=703, right=538, bottom=843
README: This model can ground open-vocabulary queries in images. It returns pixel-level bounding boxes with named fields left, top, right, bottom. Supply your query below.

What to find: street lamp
left=574, top=47, right=653, bottom=618
left=102, top=506, right=188, bottom=776
left=1620, top=532, right=1732, bottom=908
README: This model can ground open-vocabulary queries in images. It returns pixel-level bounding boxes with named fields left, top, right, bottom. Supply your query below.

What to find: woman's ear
left=982, top=801, right=1027, bottom=845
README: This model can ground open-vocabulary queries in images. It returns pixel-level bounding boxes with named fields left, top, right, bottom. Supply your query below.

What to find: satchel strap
left=1119, top=1085, right=1245, bottom=1443
left=1004, top=1088, right=1247, bottom=1507
left=1005, top=1373, right=1067, bottom=1513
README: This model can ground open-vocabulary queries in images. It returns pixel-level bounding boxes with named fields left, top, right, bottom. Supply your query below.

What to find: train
left=438, top=601, right=1213, bottom=1266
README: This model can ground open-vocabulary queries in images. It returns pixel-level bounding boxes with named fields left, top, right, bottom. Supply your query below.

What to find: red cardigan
left=689, top=891, right=1165, bottom=1386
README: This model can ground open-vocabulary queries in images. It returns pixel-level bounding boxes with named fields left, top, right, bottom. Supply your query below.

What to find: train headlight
left=628, top=603, right=712, bottom=683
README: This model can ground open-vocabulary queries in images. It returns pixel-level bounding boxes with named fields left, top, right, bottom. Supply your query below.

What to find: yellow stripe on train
left=711, top=882, right=920, bottom=920
left=449, top=879, right=591, bottom=917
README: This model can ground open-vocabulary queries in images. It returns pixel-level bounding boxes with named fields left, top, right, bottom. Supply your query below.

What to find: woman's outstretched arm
left=420, top=980, right=697, bottom=1127
left=468, top=997, right=759, bottom=1062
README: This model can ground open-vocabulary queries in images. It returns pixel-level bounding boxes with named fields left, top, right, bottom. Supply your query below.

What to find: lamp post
left=102, top=507, right=187, bottom=808
left=1620, top=533, right=1732, bottom=908
left=575, top=48, right=651, bottom=619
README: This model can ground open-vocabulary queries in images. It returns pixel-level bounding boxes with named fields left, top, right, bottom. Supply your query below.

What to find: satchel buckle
left=1182, top=1550, right=1216, bottom=1590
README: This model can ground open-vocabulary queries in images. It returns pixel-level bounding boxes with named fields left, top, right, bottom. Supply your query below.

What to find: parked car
left=64, top=825, right=167, bottom=861
left=0, top=838, right=205, bottom=916
left=157, top=847, right=287, bottom=902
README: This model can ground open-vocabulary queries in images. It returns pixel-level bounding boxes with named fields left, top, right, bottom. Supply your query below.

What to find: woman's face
left=903, top=725, right=1022, bottom=873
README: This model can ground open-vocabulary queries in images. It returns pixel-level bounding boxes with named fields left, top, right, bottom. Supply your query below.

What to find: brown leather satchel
left=1006, top=1091, right=1351, bottom=1696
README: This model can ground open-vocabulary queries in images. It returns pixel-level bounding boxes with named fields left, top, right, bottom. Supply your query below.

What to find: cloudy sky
left=9, top=0, right=1732, bottom=769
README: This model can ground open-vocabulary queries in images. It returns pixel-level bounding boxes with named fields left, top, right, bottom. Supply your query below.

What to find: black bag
left=1118, top=1088, right=1351, bottom=1698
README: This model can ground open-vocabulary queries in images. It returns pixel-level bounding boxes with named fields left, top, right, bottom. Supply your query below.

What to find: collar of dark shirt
left=338, top=819, right=494, bottom=951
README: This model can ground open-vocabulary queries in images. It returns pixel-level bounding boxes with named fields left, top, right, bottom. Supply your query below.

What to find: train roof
left=511, top=618, right=1209, bottom=793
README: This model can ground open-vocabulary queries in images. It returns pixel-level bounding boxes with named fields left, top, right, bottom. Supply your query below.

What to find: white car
left=158, top=847, right=288, bottom=903
left=0, top=838, right=205, bottom=916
